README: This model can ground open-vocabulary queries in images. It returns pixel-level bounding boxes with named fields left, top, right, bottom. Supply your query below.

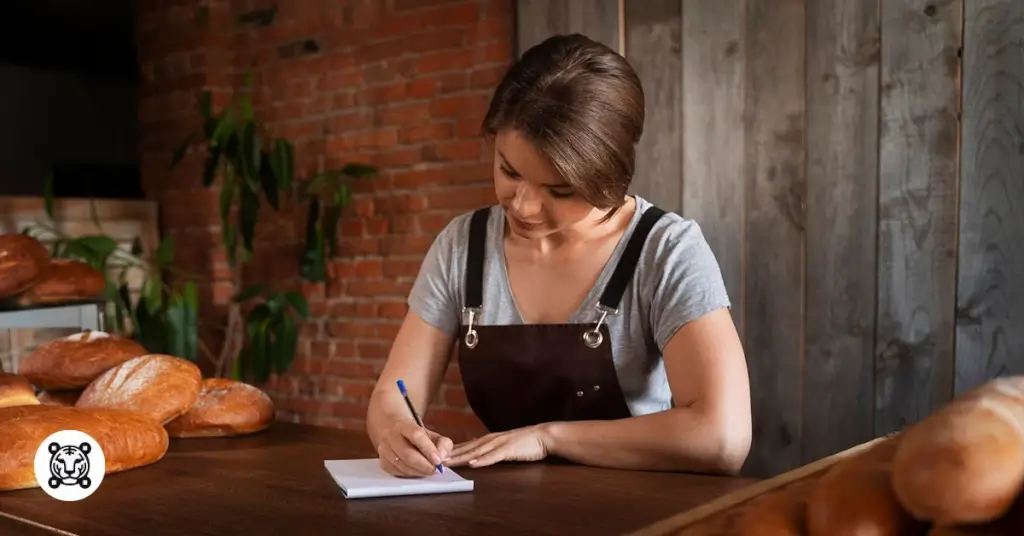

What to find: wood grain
left=741, top=0, right=807, bottom=478
left=803, top=0, right=881, bottom=463
left=681, top=0, right=746, bottom=332
left=0, top=422, right=754, bottom=536
left=624, top=0, right=682, bottom=214
left=874, top=0, right=962, bottom=437
left=515, top=0, right=619, bottom=57
left=955, top=0, right=1024, bottom=392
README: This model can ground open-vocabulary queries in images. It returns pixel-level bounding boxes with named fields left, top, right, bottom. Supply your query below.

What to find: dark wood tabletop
left=0, top=421, right=756, bottom=535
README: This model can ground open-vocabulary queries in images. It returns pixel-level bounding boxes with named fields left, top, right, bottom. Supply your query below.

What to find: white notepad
left=323, top=459, right=474, bottom=499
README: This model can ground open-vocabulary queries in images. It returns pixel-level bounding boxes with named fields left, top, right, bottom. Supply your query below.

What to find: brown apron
left=456, top=205, right=668, bottom=433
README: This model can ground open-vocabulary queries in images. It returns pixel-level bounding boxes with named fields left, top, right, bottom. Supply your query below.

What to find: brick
left=139, top=0, right=513, bottom=440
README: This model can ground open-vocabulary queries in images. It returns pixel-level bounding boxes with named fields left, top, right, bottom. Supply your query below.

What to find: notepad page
left=323, top=459, right=474, bottom=499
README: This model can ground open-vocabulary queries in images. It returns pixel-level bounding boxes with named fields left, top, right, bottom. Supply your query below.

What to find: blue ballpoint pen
left=396, top=380, right=444, bottom=474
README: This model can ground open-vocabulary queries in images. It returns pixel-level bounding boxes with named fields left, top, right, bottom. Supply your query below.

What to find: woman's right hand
left=376, top=418, right=454, bottom=477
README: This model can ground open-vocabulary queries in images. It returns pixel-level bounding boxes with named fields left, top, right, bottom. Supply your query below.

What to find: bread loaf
left=0, top=233, right=50, bottom=300
left=807, top=437, right=927, bottom=536
left=927, top=498, right=1024, bottom=535
left=14, top=258, right=107, bottom=307
left=0, top=404, right=168, bottom=491
left=0, top=373, right=39, bottom=408
left=75, top=354, right=202, bottom=424
left=165, top=377, right=274, bottom=438
left=892, top=376, right=1024, bottom=525
left=18, top=330, right=149, bottom=391
left=38, top=389, right=81, bottom=407
left=735, top=478, right=815, bottom=535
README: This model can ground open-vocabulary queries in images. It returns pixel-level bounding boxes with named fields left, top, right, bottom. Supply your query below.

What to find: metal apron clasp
left=462, top=307, right=482, bottom=349
left=583, top=304, right=616, bottom=349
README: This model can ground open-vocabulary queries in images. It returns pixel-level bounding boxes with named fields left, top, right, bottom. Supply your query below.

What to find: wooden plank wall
left=515, top=0, right=1024, bottom=478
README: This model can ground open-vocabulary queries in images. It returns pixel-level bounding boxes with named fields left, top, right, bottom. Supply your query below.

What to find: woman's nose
left=511, top=183, right=542, bottom=216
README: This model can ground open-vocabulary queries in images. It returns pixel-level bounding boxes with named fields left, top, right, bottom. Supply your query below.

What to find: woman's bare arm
left=540, top=307, right=752, bottom=475
left=366, top=309, right=457, bottom=449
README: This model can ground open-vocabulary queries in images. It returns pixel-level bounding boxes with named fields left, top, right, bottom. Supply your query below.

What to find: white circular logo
left=33, top=430, right=105, bottom=501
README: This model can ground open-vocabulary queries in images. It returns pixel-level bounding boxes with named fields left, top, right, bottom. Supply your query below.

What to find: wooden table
left=0, top=422, right=755, bottom=535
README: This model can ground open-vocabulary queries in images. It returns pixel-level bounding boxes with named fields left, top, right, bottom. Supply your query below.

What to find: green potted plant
left=25, top=75, right=376, bottom=385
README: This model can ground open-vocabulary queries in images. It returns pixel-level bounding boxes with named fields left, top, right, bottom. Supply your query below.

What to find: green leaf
left=197, top=90, right=212, bottom=119
left=232, top=284, right=267, bottom=303
left=272, top=314, right=298, bottom=374
left=156, top=236, right=175, bottom=267
left=299, top=198, right=326, bottom=282
left=202, top=145, right=222, bottom=188
left=323, top=203, right=342, bottom=257
left=43, top=172, right=55, bottom=220
left=171, top=133, right=193, bottom=169
left=130, top=236, right=144, bottom=256
left=341, top=162, right=378, bottom=178
left=259, top=152, right=280, bottom=210
left=165, top=286, right=198, bottom=362
left=64, top=235, right=119, bottom=269
left=239, top=184, right=260, bottom=256
left=283, top=290, right=309, bottom=320
left=210, top=109, right=235, bottom=147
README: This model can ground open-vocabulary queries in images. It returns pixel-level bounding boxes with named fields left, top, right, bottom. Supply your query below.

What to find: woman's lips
left=509, top=213, right=542, bottom=230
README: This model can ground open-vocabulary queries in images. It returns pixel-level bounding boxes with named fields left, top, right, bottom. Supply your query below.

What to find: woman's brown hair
left=481, top=33, right=645, bottom=217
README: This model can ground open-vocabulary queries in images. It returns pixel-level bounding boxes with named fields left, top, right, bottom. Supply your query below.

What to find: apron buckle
left=582, top=304, right=617, bottom=349
left=462, top=307, right=482, bottom=349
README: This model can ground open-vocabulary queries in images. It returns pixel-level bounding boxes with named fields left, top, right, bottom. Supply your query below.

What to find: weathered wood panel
left=515, top=0, right=619, bottom=57
left=681, top=0, right=746, bottom=332
left=956, top=0, right=1024, bottom=392
left=624, top=0, right=682, bottom=214
left=874, top=0, right=961, bottom=437
left=803, top=0, right=881, bottom=463
left=741, top=0, right=807, bottom=478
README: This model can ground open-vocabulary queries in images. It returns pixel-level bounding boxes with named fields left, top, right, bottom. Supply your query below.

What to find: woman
left=365, top=34, right=752, bottom=477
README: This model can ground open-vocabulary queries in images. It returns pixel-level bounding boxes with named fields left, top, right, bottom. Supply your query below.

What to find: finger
left=448, top=437, right=502, bottom=467
left=377, top=442, right=421, bottom=478
left=402, top=426, right=444, bottom=468
left=393, top=432, right=442, bottom=475
left=450, top=435, right=488, bottom=458
left=465, top=445, right=509, bottom=468
left=433, top=434, right=455, bottom=462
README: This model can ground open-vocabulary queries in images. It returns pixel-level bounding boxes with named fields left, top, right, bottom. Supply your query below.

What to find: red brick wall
left=135, top=0, right=513, bottom=441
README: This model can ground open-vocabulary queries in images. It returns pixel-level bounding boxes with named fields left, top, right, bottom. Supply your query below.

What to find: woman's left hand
left=445, top=425, right=551, bottom=468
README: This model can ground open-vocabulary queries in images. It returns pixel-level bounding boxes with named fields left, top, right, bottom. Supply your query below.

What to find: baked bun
left=735, top=478, right=815, bottom=535
left=927, top=498, right=1024, bottom=535
left=0, top=233, right=50, bottom=300
left=893, top=376, right=1024, bottom=525
left=38, top=389, right=82, bottom=406
left=18, top=330, right=149, bottom=391
left=14, top=258, right=107, bottom=307
left=807, top=437, right=926, bottom=536
left=0, top=373, right=39, bottom=408
left=165, top=377, right=274, bottom=438
left=0, top=404, right=168, bottom=491
left=75, top=354, right=202, bottom=424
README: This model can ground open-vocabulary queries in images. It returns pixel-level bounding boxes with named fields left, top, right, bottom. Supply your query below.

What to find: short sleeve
left=407, top=217, right=464, bottom=337
left=646, top=219, right=732, bottom=351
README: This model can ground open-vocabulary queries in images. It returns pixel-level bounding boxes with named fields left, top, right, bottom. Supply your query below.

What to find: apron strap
left=464, top=207, right=491, bottom=310
left=597, top=205, right=668, bottom=312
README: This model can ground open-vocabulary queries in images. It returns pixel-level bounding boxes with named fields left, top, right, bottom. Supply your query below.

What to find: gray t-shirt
left=407, top=195, right=732, bottom=417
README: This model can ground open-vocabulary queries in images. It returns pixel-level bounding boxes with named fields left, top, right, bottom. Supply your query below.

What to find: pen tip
left=396, top=379, right=406, bottom=394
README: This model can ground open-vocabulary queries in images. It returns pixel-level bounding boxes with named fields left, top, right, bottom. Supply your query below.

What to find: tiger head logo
left=47, top=442, right=92, bottom=489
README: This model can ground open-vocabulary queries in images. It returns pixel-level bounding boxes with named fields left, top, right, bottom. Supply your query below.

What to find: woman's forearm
left=365, top=389, right=413, bottom=449
left=539, top=407, right=750, bottom=475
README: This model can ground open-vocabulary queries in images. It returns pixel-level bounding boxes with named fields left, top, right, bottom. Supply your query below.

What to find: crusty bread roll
left=893, top=376, right=1024, bottom=525
left=0, top=373, right=39, bottom=408
left=0, top=233, right=50, bottom=300
left=165, top=377, right=274, bottom=438
left=75, top=354, right=202, bottom=424
left=14, top=258, right=107, bottom=307
left=0, top=404, right=168, bottom=491
left=38, top=389, right=81, bottom=407
left=807, top=437, right=927, bottom=536
left=18, top=330, right=150, bottom=391
left=927, top=498, right=1024, bottom=535
left=735, top=478, right=816, bottom=535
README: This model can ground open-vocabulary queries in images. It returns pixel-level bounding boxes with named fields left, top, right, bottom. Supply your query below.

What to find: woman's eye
left=548, top=189, right=573, bottom=198
left=500, top=166, right=518, bottom=178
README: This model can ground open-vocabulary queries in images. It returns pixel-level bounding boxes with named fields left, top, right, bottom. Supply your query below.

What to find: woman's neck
left=507, top=197, right=636, bottom=256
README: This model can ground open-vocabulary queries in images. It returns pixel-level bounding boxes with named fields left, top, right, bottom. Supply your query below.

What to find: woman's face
left=491, top=129, right=596, bottom=239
